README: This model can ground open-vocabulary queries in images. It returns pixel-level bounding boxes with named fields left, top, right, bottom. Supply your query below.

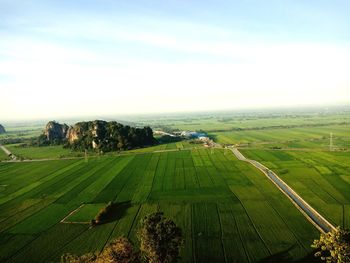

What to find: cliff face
left=42, top=120, right=155, bottom=152
left=0, top=124, right=5, bottom=134
left=66, top=120, right=108, bottom=149
left=44, top=121, right=69, bottom=141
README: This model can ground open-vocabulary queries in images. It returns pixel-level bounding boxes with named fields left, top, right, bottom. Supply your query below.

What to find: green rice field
left=211, top=124, right=350, bottom=150
left=241, top=149, right=350, bottom=229
left=0, top=149, right=318, bottom=263
left=5, top=145, right=78, bottom=160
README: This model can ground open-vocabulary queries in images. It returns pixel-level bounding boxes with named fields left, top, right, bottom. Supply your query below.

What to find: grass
left=211, top=124, right=350, bottom=150
left=5, top=144, right=79, bottom=159
left=0, top=149, right=9, bottom=161
left=0, top=140, right=202, bottom=161
left=0, top=149, right=318, bottom=263
left=64, top=203, right=107, bottom=223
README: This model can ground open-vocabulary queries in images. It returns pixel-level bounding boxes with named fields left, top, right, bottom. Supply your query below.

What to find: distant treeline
left=210, top=121, right=350, bottom=133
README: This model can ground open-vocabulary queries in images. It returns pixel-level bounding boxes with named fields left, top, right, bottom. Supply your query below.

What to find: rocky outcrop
left=44, top=121, right=69, bottom=141
left=0, top=124, right=5, bottom=134
left=42, top=120, right=155, bottom=152
left=66, top=120, right=108, bottom=146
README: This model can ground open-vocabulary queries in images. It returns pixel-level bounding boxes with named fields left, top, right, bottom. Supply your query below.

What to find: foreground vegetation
left=312, top=227, right=350, bottom=263
left=63, top=212, right=183, bottom=263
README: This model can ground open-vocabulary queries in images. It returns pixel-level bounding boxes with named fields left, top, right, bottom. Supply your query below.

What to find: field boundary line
left=47, top=225, right=91, bottom=262
left=0, top=198, right=57, bottom=234
left=100, top=219, right=120, bottom=253
left=215, top=204, right=228, bottom=263
left=234, top=195, right=273, bottom=256
left=127, top=204, right=142, bottom=238
left=147, top=153, right=160, bottom=200
left=226, top=184, right=272, bottom=257
left=264, top=198, right=309, bottom=253
left=228, top=204, right=251, bottom=263
left=190, top=204, right=197, bottom=263
left=60, top=203, right=85, bottom=223
left=229, top=147, right=336, bottom=233
left=189, top=153, right=201, bottom=188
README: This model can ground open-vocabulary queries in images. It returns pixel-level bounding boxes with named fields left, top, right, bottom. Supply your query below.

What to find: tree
left=97, top=237, right=140, bottom=263
left=61, top=237, right=139, bottom=263
left=94, top=201, right=116, bottom=224
left=312, top=227, right=350, bottom=263
left=61, top=253, right=96, bottom=263
left=138, top=212, right=183, bottom=263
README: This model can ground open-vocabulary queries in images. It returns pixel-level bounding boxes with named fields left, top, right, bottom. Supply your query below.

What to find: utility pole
left=329, top=132, right=333, bottom=151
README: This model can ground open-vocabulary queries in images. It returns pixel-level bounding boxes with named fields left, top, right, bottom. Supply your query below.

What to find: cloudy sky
left=1, top=0, right=350, bottom=120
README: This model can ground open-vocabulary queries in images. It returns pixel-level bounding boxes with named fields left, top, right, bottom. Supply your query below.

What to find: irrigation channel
left=229, top=147, right=336, bottom=233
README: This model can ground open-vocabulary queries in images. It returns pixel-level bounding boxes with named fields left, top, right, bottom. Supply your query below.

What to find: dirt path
left=0, top=144, right=17, bottom=160
left=229, top=147, right=336, bottom=233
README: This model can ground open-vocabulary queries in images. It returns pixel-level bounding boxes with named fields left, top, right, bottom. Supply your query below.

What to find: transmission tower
left=329, top=132, right=333, bottom=151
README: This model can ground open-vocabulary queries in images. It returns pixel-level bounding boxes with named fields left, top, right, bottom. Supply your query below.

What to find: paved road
left=0, top=144, right=16, bottom=160
left=230, top=147, right=336, bottom=233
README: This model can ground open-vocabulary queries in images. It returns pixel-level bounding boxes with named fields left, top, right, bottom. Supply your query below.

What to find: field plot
left=212, top=124, right=350, bottom=150
left=62, top=203, right=106, bottom=223
left=125, top=141, right=203, bottom=154
left=0, top=149, right=9, bottom=161
left=150, top=113, right=350, bottom=133
left=5, top=144, right=81, bottom=159
left=0, top=149, right=318, bottom=263
left=241, top=149, right=350, bottom=228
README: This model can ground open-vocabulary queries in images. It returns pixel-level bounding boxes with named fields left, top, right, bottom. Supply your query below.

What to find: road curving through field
left=229, top=147, right=336, bottom=234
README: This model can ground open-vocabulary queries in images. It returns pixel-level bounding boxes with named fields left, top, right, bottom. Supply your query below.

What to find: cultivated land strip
left=0, top=147, right=199, bottom=163
left=229, top=147, right=336, bottom=233
left=0, top=149, right=319, bottom=262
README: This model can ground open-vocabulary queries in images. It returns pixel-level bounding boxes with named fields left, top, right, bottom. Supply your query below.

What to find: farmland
left=5, top=145, right=78, bottom=160
left=0, top=149, right=318, bottom=262
left=241, top=149, right=350, bottom=229
left=135, top=109, right=350, bottom=150
left=211, top=124, right=350, bottom=150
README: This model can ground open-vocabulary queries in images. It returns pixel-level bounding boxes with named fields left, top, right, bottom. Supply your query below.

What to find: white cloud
left=1, top=19, right=350, bottom=120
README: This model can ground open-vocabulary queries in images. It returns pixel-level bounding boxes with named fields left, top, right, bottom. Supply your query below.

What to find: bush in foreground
left=312, top=227, right=350, bottom=263
left=138, top=212, right=183, bottom=263
left=61, top=253, right=97, bottom=263
left=97, top=237, right=140, bottom=263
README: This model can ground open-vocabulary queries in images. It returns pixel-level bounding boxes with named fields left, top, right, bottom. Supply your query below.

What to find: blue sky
left=1, top=0, right=350, bottom=120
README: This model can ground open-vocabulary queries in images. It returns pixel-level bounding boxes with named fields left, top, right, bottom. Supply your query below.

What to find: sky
left=1, top=0, right=350, bottom=120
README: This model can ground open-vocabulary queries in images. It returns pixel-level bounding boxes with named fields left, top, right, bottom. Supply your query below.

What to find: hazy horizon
left=1, top=0, right=350, bottom=120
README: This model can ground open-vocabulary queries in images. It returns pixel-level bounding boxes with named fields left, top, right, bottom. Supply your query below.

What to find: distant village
left=154, top=130, right=216, bottom=147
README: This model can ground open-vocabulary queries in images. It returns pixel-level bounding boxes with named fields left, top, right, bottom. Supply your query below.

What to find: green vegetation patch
left=64, top=203, right=107, bottom=223
left=0, top=148, right=320, bottom=262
